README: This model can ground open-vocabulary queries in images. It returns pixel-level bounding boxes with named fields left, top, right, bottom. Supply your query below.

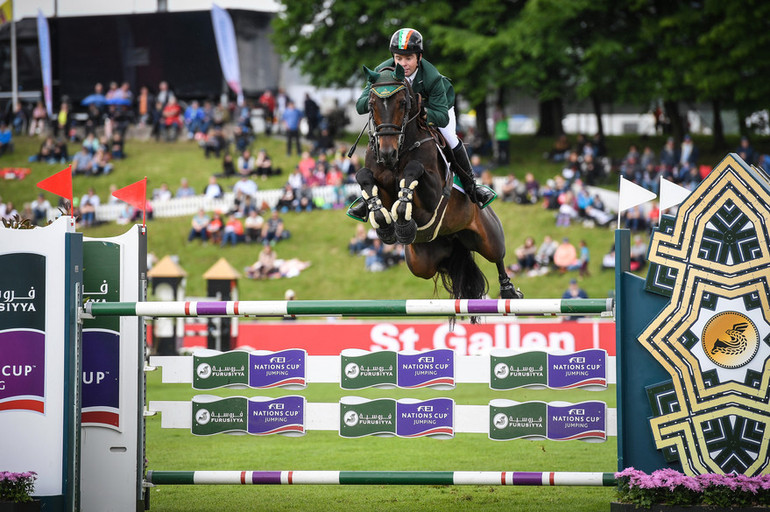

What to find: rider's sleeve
left=355, top=83, right=371, bottom=115
left=424, top=76, right=449, bottom=128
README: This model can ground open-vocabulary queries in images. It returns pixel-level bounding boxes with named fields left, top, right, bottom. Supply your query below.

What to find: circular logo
left=345, top=363, right=360, bottom=379
left=493, top=413, right=509, bottom=429
left=195, top=408, right=211, bottom=425
left=701, top=311, right=759, bottom=369
left=196, top=363, right=212, bottom=379
left=343, top=410, right=359, bottom=427
left=494, top=363, right=510, bottom=379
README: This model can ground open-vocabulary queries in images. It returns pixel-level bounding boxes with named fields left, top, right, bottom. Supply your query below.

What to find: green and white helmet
left=389, top=28, right=423, bottom=55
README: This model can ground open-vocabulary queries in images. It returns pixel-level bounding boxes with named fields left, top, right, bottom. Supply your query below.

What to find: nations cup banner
left=0, top=254, right=46, bottom=413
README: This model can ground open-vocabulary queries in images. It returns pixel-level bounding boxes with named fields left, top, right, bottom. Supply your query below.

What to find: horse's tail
left=437, top=238, right=489, bottom=324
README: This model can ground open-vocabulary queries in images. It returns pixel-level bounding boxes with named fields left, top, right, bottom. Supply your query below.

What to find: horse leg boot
left=391, top=160, right=424, bottom=244
left=496, top=261, right=524, bottom=299
left=351, top=167, right=396, bottom=244
left=452, top=143, right=496, bottom=209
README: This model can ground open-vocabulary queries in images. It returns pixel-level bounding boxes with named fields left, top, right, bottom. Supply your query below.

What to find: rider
left=348, top=28, right=496, bottom=221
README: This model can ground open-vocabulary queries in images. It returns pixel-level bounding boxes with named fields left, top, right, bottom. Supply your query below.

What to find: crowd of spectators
left=507, top=235, right=590, bottom=278
left=347, top=224, right=405, bottom=272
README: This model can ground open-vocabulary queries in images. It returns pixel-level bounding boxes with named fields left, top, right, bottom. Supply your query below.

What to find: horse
left=353, top=64, right=521, bottom=304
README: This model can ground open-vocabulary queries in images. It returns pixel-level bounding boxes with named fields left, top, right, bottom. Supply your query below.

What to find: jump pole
left=146, top=470, right=617, bottom=487
left=85, top=298, right=614, bottom=318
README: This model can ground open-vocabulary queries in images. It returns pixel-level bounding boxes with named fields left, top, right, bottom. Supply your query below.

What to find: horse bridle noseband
left=368, top=76, right=426, bottom=166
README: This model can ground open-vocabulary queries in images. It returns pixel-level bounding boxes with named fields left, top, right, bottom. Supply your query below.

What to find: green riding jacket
left=356, top=58, right=454, bottom=128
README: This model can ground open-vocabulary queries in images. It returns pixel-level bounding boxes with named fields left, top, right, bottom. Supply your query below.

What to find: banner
left=210, top=4, right=243, bottom=105
left=36, top=10, right=52, bottom=117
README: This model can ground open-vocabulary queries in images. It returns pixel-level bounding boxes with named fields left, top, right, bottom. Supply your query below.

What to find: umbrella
left=106, top=97, right=132, bottom=106
left=81, top=93, right=106, bottom=106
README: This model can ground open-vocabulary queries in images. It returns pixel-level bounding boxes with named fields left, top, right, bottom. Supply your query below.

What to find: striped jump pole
left=146, top=470, right=617, bottom=487
left=85, top=298, right=614, bottom=318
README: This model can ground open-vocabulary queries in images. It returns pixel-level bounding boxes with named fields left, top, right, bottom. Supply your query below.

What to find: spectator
left=534, top=235, right=558, bottom=270
left=470, top=154, right=487, bottom=178
left=736, top=136, right=756, bottom=166
left=204, top=175, right=224, bottom=199
left=232, top=125, right=252, bottom=153
left=304, top=93, right=321, bottom=139
left=30, top=193, right=52, bottom=226
left=29, top=101, right=48, bottom=136
left=237, top=149, right=256, bottom=177
left=11, top=101, right=26, bottom=135
left=246, top=244, right=278, bottom=279
left=513, top=236, right=537, bottom=273
left=556, top=190, right=579, bottom=227
left=161, top=97, right=183, bottom=141
left=659, top=137, right=677, bottom=171
left=629, top=235, right=648, bottom=271
left=276, top=184, right=297, bottom=212
left=312, top=128, right=334, bottom=156
left=153, top=183, right=172, bottom=202
left=72, top=146, right=94, bottom=175
left=136, top=86, right=154, bottom=126
left=110, top=133, right=125, bottom=160
left=0, top=122, right=12, bottom=156
left=175, top=178, right=195, bottom=198
left=206, top=212, right=224, bottom=244
left=575, top=239, right=590, bottom=277
left=255, top=149, right=274, bottom=180
left=54, top=102, right=71, bottom=139
left=183, top=100, right=206, bottom=139
left=500, top=174, right=522, bottom=203
left=623, top=205, right=647, bottom=232
left=601, top=244, right=616, bottom=270
left=493, top=108, right=509, bottom=165
left=82, top=133, right=100, bottom=155
left=79, top=188, right=100, bottom=227
left=221, top=215, right=245, bottom=247
left=53, top=137, right=70, bottom=164
left=232, top=174, right=258, bottom=201
left=156, top=80, right=175, bottom=107
left=90, top=148, right=113, bottom=175
left=562, top=278, right=588, bottom=300
left=220, top=153, right=236, bottom=178
left=203, top=127, right=227, bottom=158
left=553, top=237, right=578, bottom=273
left=679, top=134, right=698, bottom=167
left=363, top=239, right=387, bottom=272
left=522, top=173, right=540, bottom=204
left=261, top=209, right=286, bottom=245
left=282, top=100, right=303, bottom=156
left=244, top=210, right=264, bottom=243
left=547, top=134, right=570, bottom=162
left=187, top=209, right=210, bottom=243
left=258, top=89, right=276, bottom=133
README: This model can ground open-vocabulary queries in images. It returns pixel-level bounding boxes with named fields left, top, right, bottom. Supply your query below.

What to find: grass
left=6, top=129, right=765, bottom=511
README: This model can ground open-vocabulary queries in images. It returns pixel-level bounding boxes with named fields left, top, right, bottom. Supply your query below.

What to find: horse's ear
left=393, top=64, right=405, bottom=81
left=363, top=66, right=380, bottom=84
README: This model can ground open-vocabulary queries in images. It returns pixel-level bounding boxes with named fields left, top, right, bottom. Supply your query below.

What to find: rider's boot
left=347, top=196, right=368, bottom=222
left=452, top=143, right=496, bottom=209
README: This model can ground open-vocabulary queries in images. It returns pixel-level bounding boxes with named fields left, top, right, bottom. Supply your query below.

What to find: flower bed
left=0, top=472, right=37, bottom=504
left=615, top=468, right=770, bottom=509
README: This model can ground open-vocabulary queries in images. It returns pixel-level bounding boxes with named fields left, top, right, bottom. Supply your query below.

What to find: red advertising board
left=174, top=319, right=616, bottom=356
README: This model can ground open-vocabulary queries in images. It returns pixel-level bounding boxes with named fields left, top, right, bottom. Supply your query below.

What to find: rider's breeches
left=439, top=106, right=460, bottom=149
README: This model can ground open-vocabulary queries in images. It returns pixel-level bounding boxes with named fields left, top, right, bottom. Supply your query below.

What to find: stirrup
left=346, top=196, right=368, bottom=222
left=474, top=184, right=497, bottom=209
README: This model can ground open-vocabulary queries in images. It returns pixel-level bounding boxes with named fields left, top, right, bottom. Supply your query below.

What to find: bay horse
left=353, top=64, right=521, bottom=303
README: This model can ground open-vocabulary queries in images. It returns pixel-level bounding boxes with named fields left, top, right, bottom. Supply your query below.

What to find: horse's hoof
left=395, top=219, right=417, bottom=245
left=500, top=285, right=523, bottom=299
left=376, top=225, right=396, bottom=245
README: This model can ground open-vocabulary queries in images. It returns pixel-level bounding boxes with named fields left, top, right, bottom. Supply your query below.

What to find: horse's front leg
left=355, top=167, right=395, bottom=244
left=391, top=160, right=425, bottom=244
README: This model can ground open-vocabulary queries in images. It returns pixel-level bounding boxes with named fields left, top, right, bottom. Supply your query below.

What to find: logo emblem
left=702, top=312, right=759, bottom=368
left=493, top=413, right=508, bottom=429
left=494, top=363, right=509, bottom=379
left=196, top=363, right=212, bottom=379
left=195, top=408, right=210, bottom=425
left=345, top=363, right=360, bottom=379
left=343, top=410, right=359, bottom=426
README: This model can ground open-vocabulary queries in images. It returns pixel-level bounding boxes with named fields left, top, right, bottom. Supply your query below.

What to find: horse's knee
left=355, top=167, right=375, bottom=189
left=403, top=160, right=425, bottom=182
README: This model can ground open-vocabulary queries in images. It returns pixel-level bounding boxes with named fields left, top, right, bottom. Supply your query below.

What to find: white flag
left=659, top=177, right=691, bottom=212
left=211, top=4, right=243, bottom=105
left=618, top=176, right=657, bottom=213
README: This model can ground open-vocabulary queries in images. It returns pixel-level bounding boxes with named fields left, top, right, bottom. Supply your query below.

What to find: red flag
left=37, top=165, right=73, bottom=213
left=113, top=177, right=148, bottom=226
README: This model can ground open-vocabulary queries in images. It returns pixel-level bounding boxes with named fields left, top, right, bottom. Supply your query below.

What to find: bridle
left=367, top=71, right=425, bottom=166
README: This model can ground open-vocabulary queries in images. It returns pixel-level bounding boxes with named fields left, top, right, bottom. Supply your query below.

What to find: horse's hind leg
left=468, top=208, right=523, bottom=299
left=496, top=260, right=522, bottom=299
left=355, top=167, right=395, bottom=244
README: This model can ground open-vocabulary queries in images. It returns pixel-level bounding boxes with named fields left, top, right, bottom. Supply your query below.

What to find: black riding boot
left=452, top=143, right=496, bottom=209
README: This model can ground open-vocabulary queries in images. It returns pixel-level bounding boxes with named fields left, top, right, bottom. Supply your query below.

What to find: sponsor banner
left=247, top=396, right=305, bottom=435
left=194, top=351, right=249, bottom=389
left=548, top=349, right=606, bottom=388
left=340, top=350, right=397, bottom=389
left=490, top=349, right=607, bottom=390
left=0, top=253, right=46, bottom=413
left=396, top=398, right=454, bottom=438
left=192, top=396, right=247, bottom=436
left=488, top=401, right=547, bottom=441
left=397, top=349, right=454, bottom=388
left=547, top=401, right=606, bottom=441
left=82, top=241, right=121, bottom=429
left=184, top=320, right=616, bottom=356
left=249, top=350, right=306, bottom=389
left=81, top=330, right=120, bottom=427
left=339, top=397, right=396, bottom=438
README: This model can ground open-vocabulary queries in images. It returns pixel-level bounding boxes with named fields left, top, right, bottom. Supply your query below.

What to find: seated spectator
left=90, top=148, right=113, bottom=175
left=736, top=136, right=756, bottom=166
left=232, top=125, right=251, bottom=153
left=53, top=137, right=69, bottom=164
left=233, top=175, right=258, bottom=201
left=30, top=193, right=52, bottom=226
left=72, top=146, right=94, bottom=175
left=82, top=133, right=100, bottom=155
left=79, top=188, right=100, bottom=227
left=11, top=101, right=26, bottom=135
left=184, top=100, right=206, bottom=139
left=470, top=154, right=487, bottom=178
left=580, top=153, right=602, bottom=185
left=348, top=224, right=372, bottom=255
left=535, top=235, right=558, bottom=270
left=297, top=151, right=316, bottom=180
left=500, top=174, right=523, bottom=203
left=623, top=205, right=647, bottom=232
left=110, top=133, right=125, bottom=160
left=153, top=183, right=172, bottom=201
left=584, top=204, right=613, bottom=227
left=276, top=184, right=296, bottom=212
left=175, top=178, right=195, bottom=198
left=244, top=210, right=264, bottom=243
left=29, top=101, right=48, bottom=136
left=556, top=190, right=579, bottom=227
left=553, top=237, right=578, bottom=273
left=575, top=239, right=590, bottom=277
left=629, top=235, right=648, bottom=271
left=187, top=209, right=210, bottom=243
left=230, top=190, right=255, bottom=218
left=237, top=149, right=256, bottom=177
left=562, top=278, right=588, bottom=300
left=602, top=244, right=616, bottom=270
left=30, top=136, right=56, bottom=163
left=255, top=149, right=274, bottom=180
left=221, top=215, right=245, bottom=247
left=311, top=128, right=334, bottom=156
left=0, top=122, right=12, bottom=156
left=363, top=239, right=387, bottom=272
left=261, top=209, right=287, bottom=245
left=162, top=97, right=183, bottom=141
left=203, top=127, right=226, bottom=158
left=204, top=175, right=224, bottom=199
left=246, top=244, right=279, bottom=279
left=640, top=163, right=659, bottom=194
left=522, top=173, right=540, bottom=204
left=546, top=134, right=570, bottom=162
left=513, top=236, right=537, bottom=273
left=206, top=212, right=224, bottom=244
left=219, top=153, right=236, bottom=178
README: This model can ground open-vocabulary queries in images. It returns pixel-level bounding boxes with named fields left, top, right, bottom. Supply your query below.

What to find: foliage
left=615, top=467, right=770, bottom=508
left=0, top=471, right=37, bottom=503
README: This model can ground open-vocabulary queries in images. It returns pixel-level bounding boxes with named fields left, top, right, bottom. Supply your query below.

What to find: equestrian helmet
left=389, top=28, right=423, bottom=55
